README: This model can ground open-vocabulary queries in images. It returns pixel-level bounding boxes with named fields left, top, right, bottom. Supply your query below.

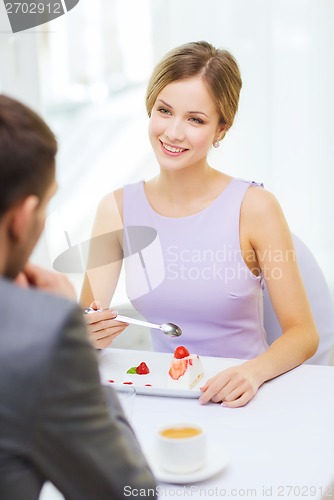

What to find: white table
left=41, top=349, right=334, bottom=500
left=112, top=349, right=334, bottom=500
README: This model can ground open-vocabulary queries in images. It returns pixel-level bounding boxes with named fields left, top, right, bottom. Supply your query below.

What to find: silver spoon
left=84, top=308, right=182, bottom=337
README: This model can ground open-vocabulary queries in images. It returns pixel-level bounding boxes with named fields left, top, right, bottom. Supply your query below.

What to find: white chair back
left=263, top=234, right=334, bottom=365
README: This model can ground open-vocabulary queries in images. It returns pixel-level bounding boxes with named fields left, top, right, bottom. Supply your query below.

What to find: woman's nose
left=165, top=118, right=185, bottom=142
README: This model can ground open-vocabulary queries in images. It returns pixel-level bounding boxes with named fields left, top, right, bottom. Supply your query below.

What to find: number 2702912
left=5, top=3, right=62, bottom=14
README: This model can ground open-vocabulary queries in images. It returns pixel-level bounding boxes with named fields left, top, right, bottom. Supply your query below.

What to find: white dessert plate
left=145, top=442, right=228, bottom=483
left=98, top=348, right=243, bottom=398
left=99, top=349, right=202, bottom=398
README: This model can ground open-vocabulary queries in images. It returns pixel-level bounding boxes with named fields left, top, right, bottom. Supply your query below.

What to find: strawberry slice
left=169, top=358, right=189, bottom=380
left=174, top=346, right=190, bottom=359
left=136, top=362, right=150, bottom=375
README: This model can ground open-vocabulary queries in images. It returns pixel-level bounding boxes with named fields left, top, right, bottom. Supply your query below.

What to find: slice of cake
left=167, top=346, right=204, bottom=389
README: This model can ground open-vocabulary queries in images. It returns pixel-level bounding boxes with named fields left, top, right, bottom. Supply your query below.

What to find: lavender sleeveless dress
left=122, top=178, right=268, bottom=359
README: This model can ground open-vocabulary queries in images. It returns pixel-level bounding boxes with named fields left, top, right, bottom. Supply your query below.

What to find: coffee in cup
left=156, top=423, right=207, bottom=474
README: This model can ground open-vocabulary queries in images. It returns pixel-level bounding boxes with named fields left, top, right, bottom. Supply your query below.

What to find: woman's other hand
left=198, top=361, right=263, bottom=408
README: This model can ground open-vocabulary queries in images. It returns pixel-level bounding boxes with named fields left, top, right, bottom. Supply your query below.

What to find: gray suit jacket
left=0, top=278, right=156, bottom=499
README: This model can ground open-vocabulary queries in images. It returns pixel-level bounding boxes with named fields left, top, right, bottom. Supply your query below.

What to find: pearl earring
left=213, top=140, right=220, bottom=148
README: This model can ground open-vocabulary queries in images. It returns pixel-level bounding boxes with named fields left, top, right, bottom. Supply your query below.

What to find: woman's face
left=149, top=76, right=224, bottom=173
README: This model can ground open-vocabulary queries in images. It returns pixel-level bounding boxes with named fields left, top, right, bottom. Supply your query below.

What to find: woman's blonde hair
left=146, top=41, right=242, bottom=130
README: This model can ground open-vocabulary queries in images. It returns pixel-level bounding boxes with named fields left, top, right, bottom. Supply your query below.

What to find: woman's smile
left=160, top=140, right=189, bottom=156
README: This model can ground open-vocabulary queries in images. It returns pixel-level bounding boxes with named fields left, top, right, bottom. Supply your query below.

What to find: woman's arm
left=80, top=189, right=129, bottom=348
left=199, top=187, right=319, bottom=407
left=80, top=189, right=124, bottom=307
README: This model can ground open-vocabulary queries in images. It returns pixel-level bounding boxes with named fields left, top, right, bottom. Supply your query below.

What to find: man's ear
left=9, top=196, right=39, bottom=243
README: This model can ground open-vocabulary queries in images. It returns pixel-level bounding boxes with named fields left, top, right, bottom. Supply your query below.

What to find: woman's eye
left=189, top=117, right=204, bottom=125
left=158, top=107, right=171, bottom=115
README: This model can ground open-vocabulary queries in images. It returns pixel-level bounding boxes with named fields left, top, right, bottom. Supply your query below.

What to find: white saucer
left=145, top=442, right=228, bottom=484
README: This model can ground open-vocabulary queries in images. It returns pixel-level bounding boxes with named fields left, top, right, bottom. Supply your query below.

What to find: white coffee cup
left=155, top=423, right=207, bottom=474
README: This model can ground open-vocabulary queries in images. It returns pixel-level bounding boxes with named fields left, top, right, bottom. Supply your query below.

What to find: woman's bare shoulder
left=93, top=188, right=124, bottom=234
left=98, top=188, right=124, bottom=217
left=240, top=185, right=289, bottom=246
left=242, top=185, right=283, bottom=220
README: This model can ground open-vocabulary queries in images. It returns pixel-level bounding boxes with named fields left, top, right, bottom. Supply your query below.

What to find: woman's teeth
left=163, top=143, right=186, bottom=153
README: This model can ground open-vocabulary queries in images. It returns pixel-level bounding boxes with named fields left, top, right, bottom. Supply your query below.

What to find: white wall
left=0, top=1, right=41, bottom=111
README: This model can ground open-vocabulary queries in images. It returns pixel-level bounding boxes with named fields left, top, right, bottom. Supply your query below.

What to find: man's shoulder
left=0, top=275, right=77, bottom=313
left=0, top=277, right=81, bottom=351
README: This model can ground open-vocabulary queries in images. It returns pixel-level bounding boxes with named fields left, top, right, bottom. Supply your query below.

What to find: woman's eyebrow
left=157, top=99, right=173, bottom=108
left=157, top=99, right=208, bottom=117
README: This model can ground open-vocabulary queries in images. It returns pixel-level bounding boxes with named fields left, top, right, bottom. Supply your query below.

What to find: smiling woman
left=80, top=40, right=320, bottom=408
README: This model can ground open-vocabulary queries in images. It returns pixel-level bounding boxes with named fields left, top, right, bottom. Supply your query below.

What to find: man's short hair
left=0, top=95, right=57, bottom=218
